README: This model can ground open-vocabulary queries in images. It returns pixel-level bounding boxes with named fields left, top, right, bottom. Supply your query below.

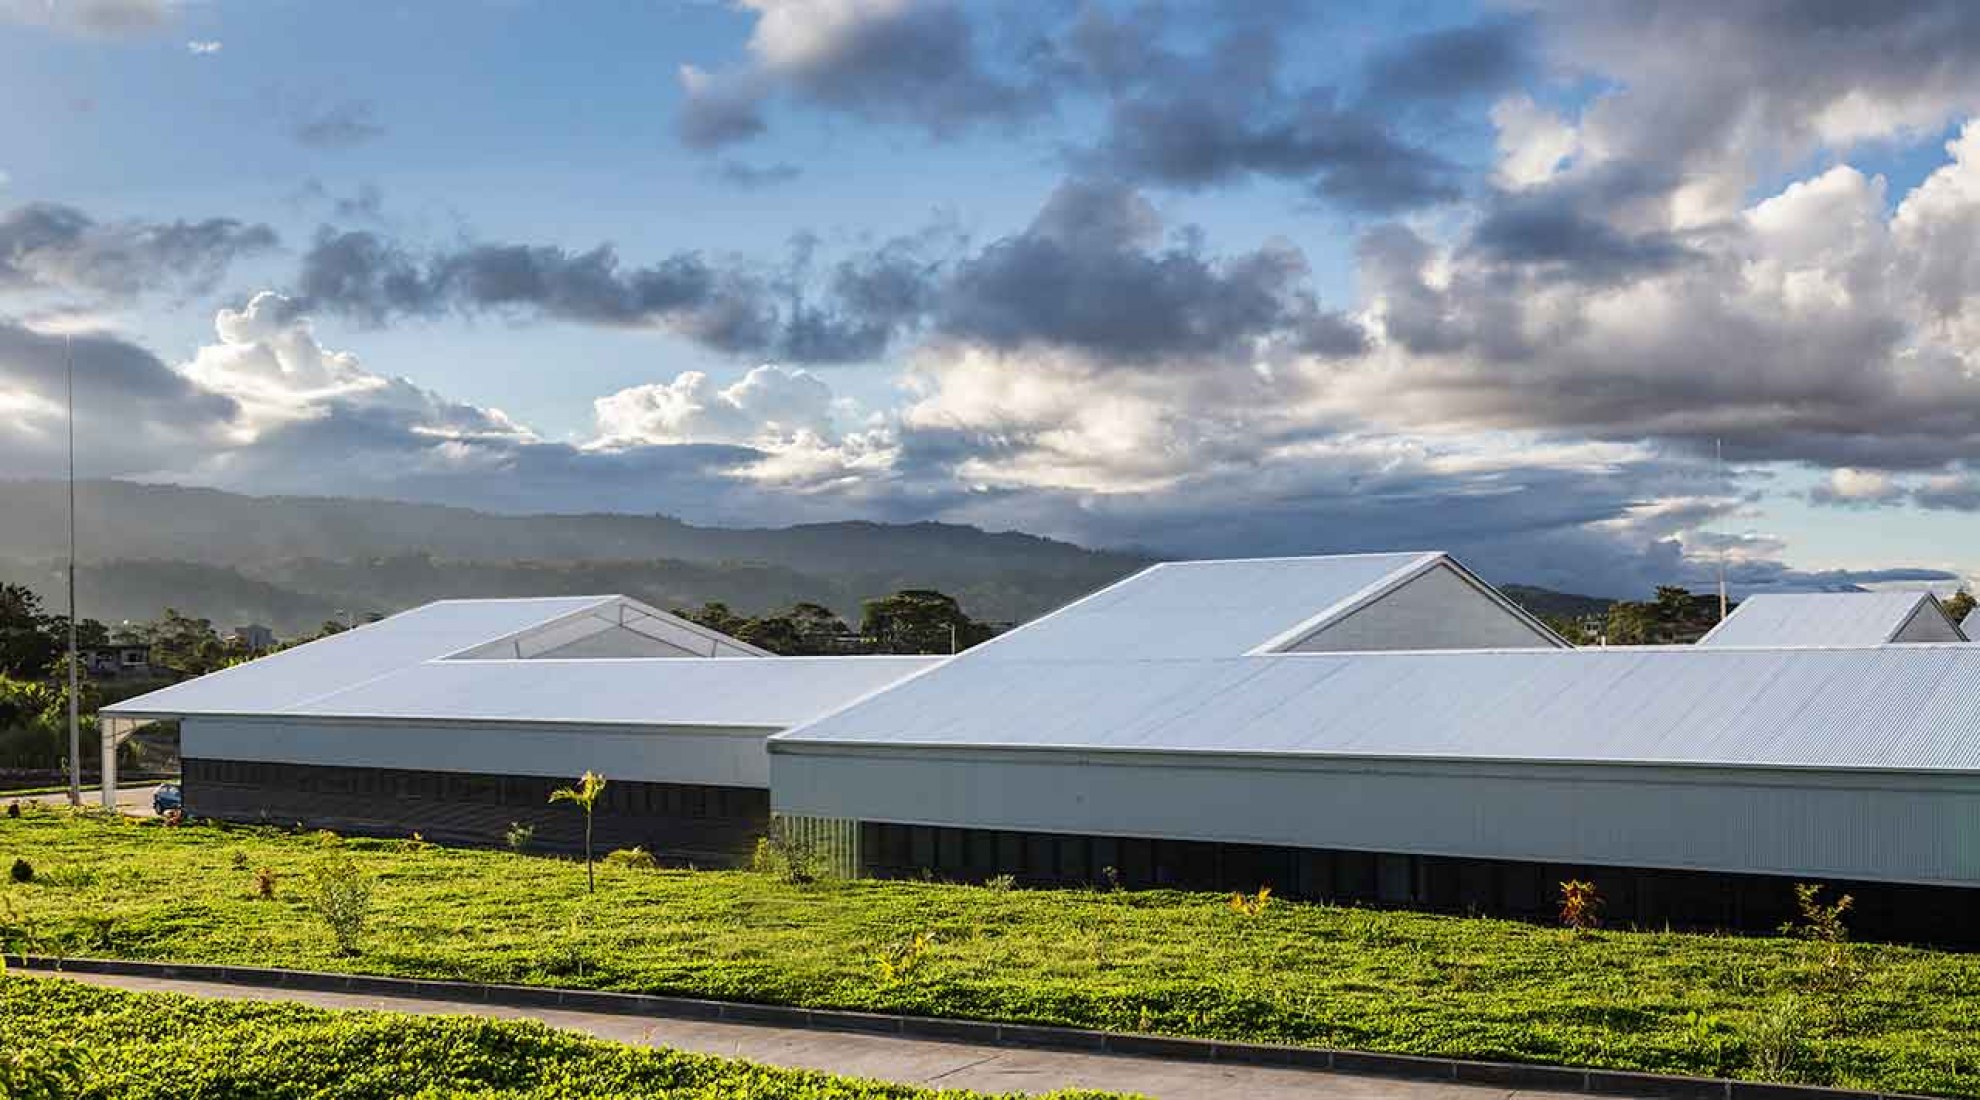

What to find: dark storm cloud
left=712, top=161, right=803, bottom=189
left=292, top=101, right=387, bottom=149
left=0, top=320, right=237, bottom=476
left=1068, top=12, right=1462, bottom=213
left=1364, top=16, right=1535, bottom=103
left=0, top=203, right=278, bottom=301
left=935, top=179, right=1364, bottom=362
left=1467, top=198, right=1697, bottom=284
left=679, top=3, right=1461, bottom=213
left=676, top=78, right=769, bottom=151
left=1535, top=1, right=1980, bottom=198
left=1915, top=472, right=1980, bottom=512
left=676, top=0, right=1050, bottom=151
left=296, top=180, right=1361, bottom=367
left=295, top=228, right=915, bottom=364
left=0, top=0, right=171, bottom=35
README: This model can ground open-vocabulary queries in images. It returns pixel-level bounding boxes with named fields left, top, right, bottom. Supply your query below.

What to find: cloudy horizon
left=3, top=0, right=1979, bottom=598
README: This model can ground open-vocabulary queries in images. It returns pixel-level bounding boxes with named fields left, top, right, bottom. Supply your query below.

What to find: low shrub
left=504, top=821, right=535, bottom=853
left=602, top=847, right=658, bottom=870
left=1560, top=879, right=1602, bottom=934
left=252, top=866, right=279, bottom=899
left=0, top=976, right=1124, bottom=1099
left=1746, top=998, right=1806, bottom=1081
left=308, top=851, right=373, bottom=955
left=7, top=858, right=30, bottom=884
left=751, top=820, right=828, bottom=885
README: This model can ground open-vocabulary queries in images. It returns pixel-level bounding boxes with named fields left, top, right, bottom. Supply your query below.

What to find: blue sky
left=2, top=0, right=1978, bottom=598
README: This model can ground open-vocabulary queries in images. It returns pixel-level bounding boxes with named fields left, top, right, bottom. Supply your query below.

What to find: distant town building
left=79, top=643, right=161, bottom=679
left=232, top=624, right=277, bottom=652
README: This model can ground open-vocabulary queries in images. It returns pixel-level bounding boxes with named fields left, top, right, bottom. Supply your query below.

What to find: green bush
left=309, top=851, right=373, bottom=955
left=0, top=976, right=1125, bottom=1099
left=602, top=847, right=658, bottom=870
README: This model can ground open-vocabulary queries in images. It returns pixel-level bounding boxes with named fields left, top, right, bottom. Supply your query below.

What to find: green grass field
left=0, top=975, right=1123, bottom=1099
left=4, top=809, right=1978, bottom=1096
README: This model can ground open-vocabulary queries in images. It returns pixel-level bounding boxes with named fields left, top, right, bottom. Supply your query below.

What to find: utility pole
left=65, top=335, right=81, bottom=808
left=1716, top=439, right=1729, bottom=623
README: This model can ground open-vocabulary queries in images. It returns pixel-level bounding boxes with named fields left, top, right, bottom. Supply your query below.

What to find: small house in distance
left=1696, top=591, right=1969, bottom=647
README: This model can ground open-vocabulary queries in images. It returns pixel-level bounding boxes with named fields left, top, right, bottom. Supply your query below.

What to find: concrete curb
left=11, top=956, right=1922, bottom=1100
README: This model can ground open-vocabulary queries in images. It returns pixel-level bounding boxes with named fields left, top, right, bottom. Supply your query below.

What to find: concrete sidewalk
left=26, top=970, right=1613, bottom=1100
left=9, top=785, right=160, bottom=814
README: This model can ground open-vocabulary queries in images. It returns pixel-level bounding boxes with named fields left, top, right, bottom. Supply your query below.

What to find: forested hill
left=0, top=480, right=1125, bottom=576
left=0, top=480, right=1146, bottom=632
left=0, top=480, right=1624, bottom=638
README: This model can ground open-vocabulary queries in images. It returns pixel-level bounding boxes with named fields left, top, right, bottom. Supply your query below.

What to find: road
left=26, top=970, right=1620, bottom=1100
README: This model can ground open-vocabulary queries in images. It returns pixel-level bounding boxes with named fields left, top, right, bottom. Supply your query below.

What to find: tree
left=0, top=584, right=59, bottom=680
left=550, top=771, right=607, bottom=894
left=1945, top=589, right=1975, bottom=627
left=1542, top=615, right=1592, bottom=646
left=1603, top=586, right=1727, bottom=645
left=138, top=609, right=229, bottom=676
left=675, top=601, right=749, bottom=638
left=860, top=589, right=993, bottom=654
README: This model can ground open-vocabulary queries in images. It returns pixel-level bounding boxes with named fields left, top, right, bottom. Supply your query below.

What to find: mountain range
left=0, top=480, right=1618, bottom=636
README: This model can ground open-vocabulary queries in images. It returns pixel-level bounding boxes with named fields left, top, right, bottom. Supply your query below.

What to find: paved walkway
left=27, top=971, right=1620, bottom=1100
left=10, top=785, right=159, bottom=814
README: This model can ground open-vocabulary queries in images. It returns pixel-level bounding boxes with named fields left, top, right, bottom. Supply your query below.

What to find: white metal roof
left=235, top=656, right=940, bottom=728
left=104, top=595, right=931, bottom=727
left=772, top=644, right=1980, bottom=773
left=1698, top=592, right=1968, bottom=647
left=963, top=552, right=1561, bottom=661
left=103, top=596, right=621, bottom=718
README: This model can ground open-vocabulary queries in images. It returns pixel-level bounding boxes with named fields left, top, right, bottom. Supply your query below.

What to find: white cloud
left=185, top=38, right=219, bottom=54
left=590, top=364, right=839, bottom=449
left=179, top=291, right=532, bottom=448
left=1491, top=95, right=1578, bottom=189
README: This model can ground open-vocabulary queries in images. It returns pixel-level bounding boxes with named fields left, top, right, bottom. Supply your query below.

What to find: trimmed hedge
left=0, top=975, right=1123, bottom=1099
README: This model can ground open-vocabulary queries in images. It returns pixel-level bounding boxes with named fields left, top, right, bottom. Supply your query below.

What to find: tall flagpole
left=66, top=335, right=81, bottom=808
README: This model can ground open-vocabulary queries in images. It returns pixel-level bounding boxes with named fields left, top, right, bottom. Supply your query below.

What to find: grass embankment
left=3, top=810, right=1978, bottom=1096
left=0, top=975, right=1121, bottom=1099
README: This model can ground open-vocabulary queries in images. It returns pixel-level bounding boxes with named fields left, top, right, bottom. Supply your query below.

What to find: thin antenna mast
left=1716, top=439, right=1728, bottom=623
left=65, top=335, right=81, bottom=808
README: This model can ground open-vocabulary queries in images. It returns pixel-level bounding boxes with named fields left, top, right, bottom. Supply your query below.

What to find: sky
left=1, top=0, right=1978, bottom=599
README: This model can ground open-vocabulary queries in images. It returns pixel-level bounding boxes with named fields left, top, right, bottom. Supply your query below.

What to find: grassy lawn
left=4, top=809, right=1978, bottom=1096
left=0, top=975, right=1123, bottom=1099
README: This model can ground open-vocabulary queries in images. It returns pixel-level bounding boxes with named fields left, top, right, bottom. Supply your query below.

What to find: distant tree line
left=1548, top=583, right=1976, bottom=646
left=675, top=589, right=1001, bottom=655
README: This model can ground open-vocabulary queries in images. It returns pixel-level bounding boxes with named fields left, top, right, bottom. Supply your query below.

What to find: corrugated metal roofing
left=772, top=645, right=1980, bottom=773
left=253, top=656, right=942, bottom=728
left=106, top=595, right=937, bottom=727
left=1698, top=592, right=1967, bottom=647
left=104, top=596, right=618, bottom=718
left=970, top=552, right=1450, bottom=660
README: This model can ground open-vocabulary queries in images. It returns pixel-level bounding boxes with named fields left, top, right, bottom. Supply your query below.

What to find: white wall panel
left=186, top=716, right=774, bottom=787
left=1286, top=563, right=1560, bottom=652
left=771, top=748, right=1980, bottom=887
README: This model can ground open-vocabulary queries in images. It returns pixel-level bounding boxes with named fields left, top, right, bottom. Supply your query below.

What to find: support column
left=99, top=716, right=121, bottom=811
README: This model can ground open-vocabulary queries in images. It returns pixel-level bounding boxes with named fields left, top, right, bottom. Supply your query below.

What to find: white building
left=104, top=595, right=936, bottom=861
left=770, top=557, right=1980, bottom=941
left=1697, top=591, right=1970, bottom=646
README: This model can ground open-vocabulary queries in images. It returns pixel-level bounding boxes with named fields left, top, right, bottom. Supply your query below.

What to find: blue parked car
left=152, top=784, right=183, bottom=815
